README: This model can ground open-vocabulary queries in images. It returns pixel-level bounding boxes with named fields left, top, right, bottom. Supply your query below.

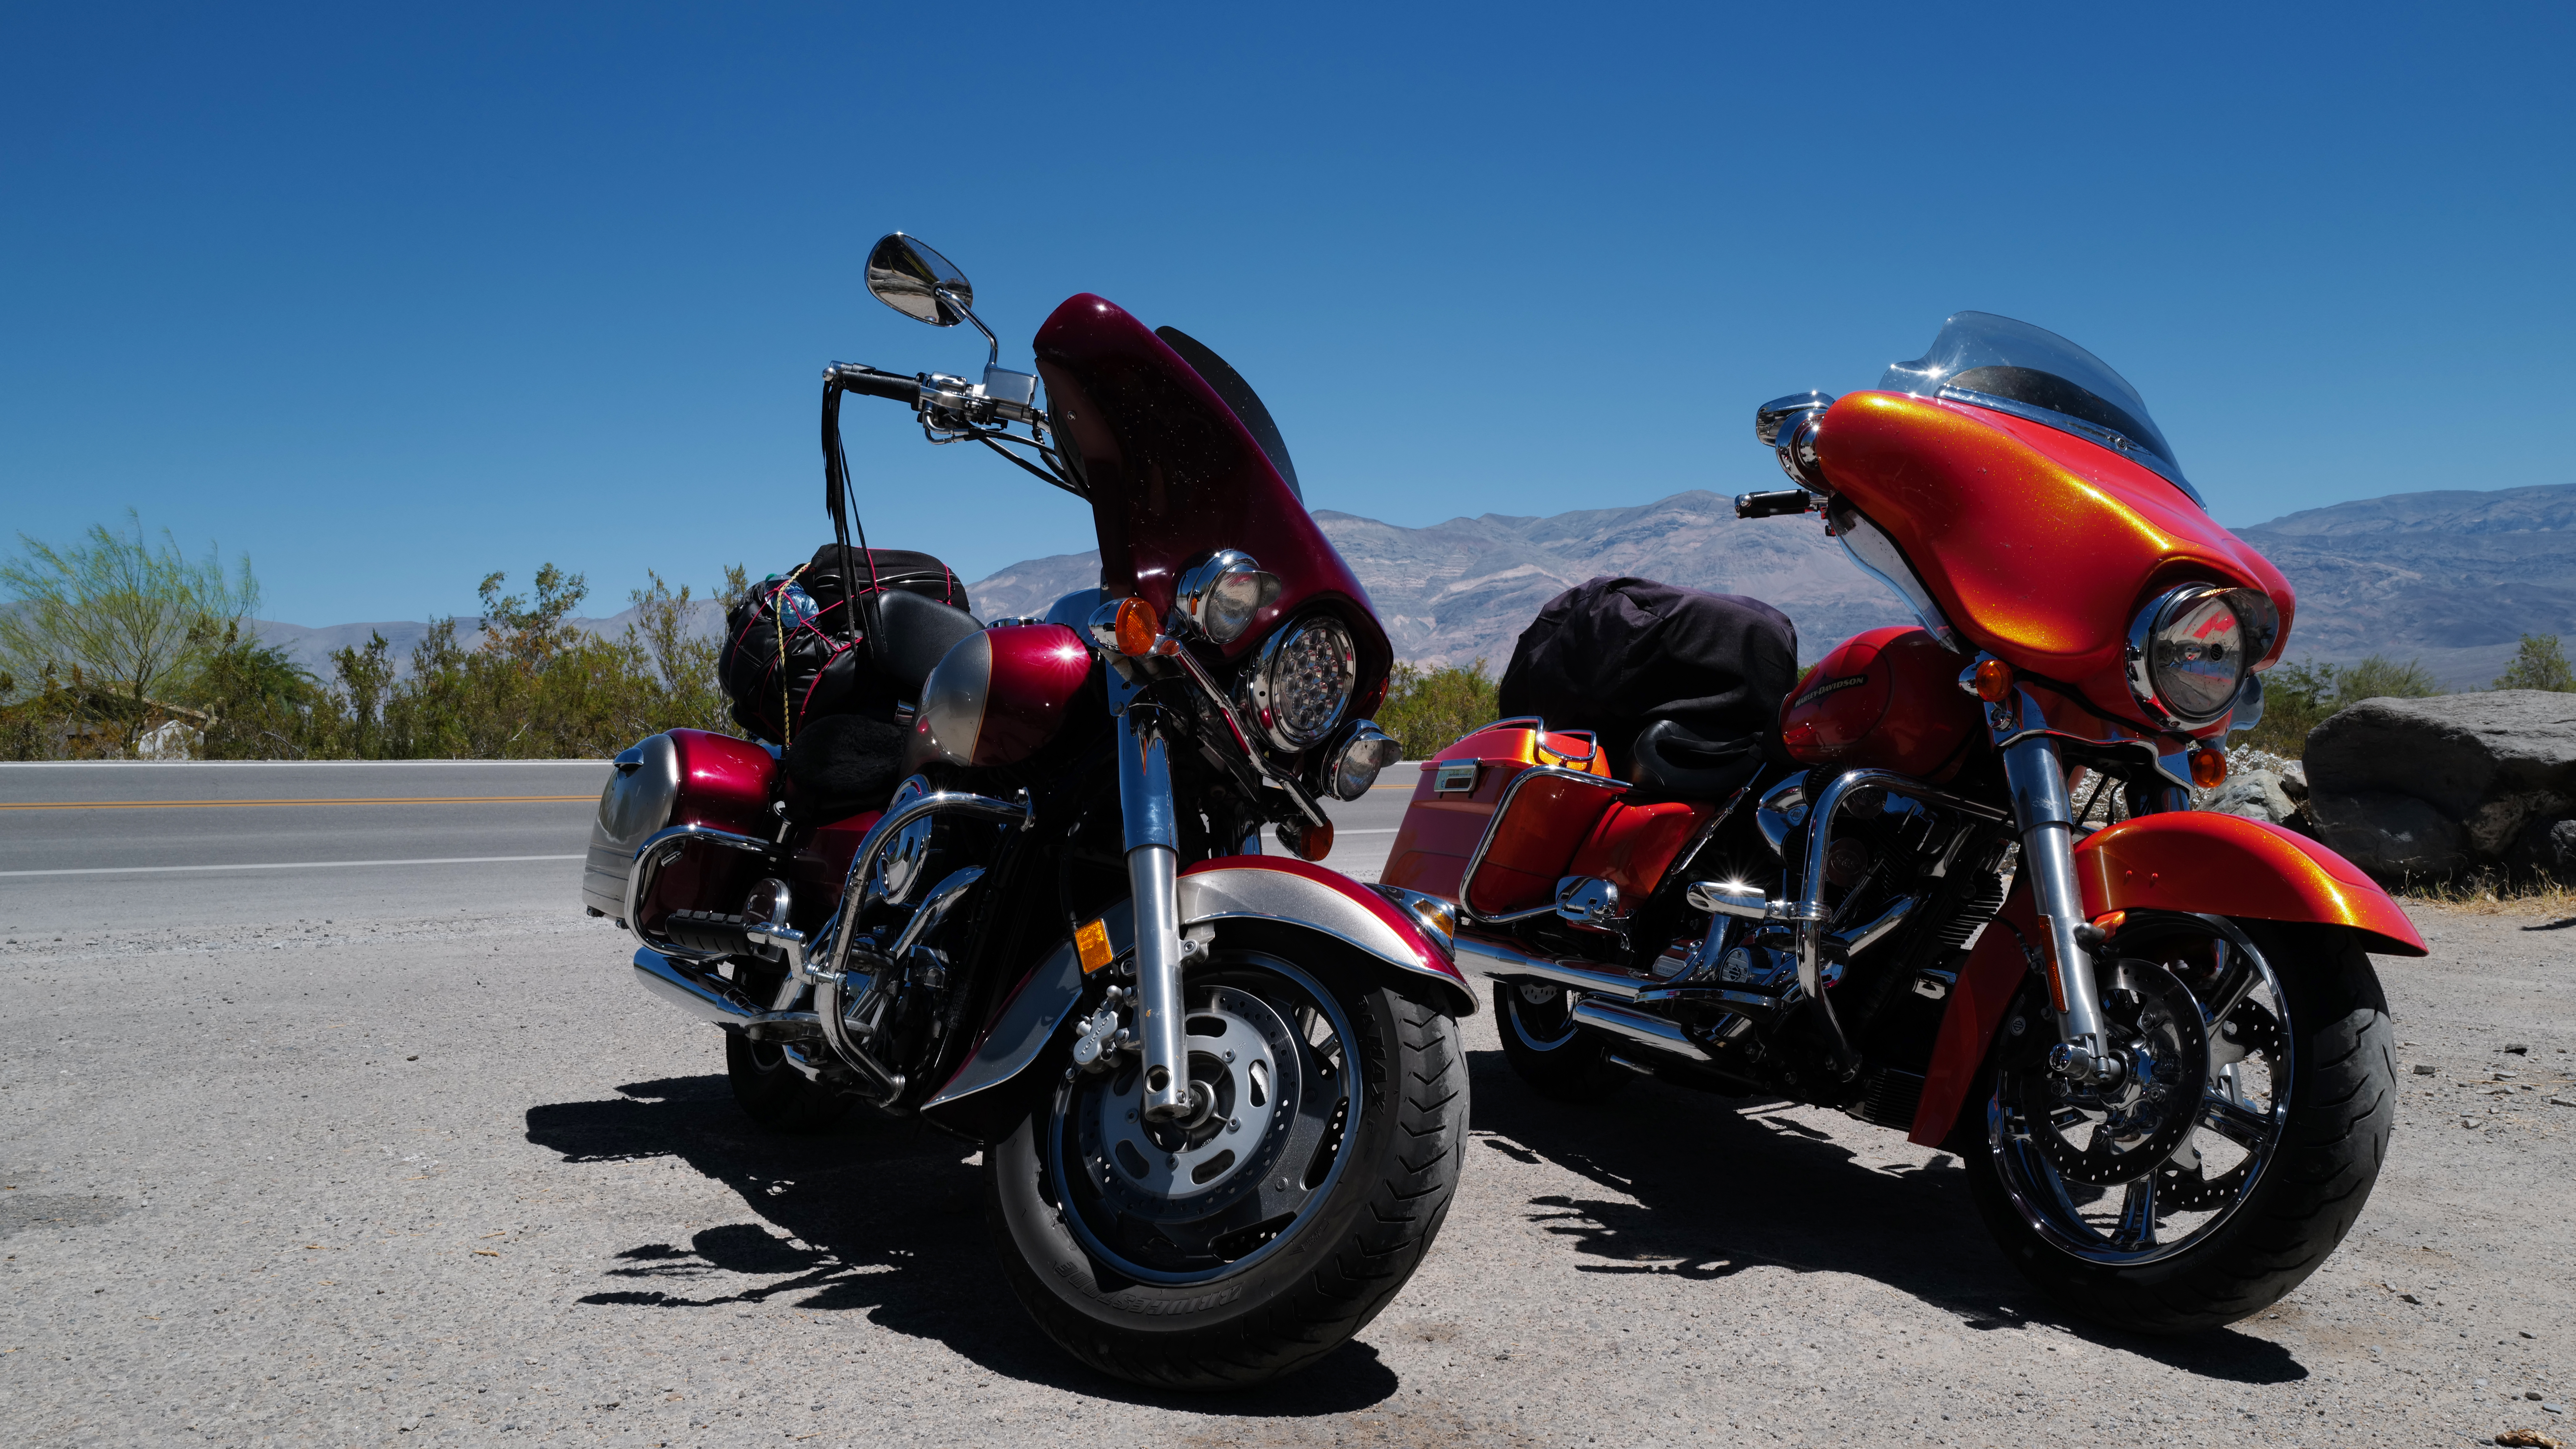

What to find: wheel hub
left=2020, top=958, right=2209, bottom=1189
left=1088, top=985, right=1289, bottom=1204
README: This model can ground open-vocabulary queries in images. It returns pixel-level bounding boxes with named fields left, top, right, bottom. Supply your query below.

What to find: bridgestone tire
left=982, top=944, right=1467, bottom=1390
left=724, top=1031, right=855, bottom=1134
left=1966, top=921, right=2395, bottom=1333
left=1493, top=982, right=1632, bottom=1103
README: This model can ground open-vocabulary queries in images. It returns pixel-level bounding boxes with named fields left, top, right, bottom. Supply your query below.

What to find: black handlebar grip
left=828, top=364, right=923, bottom=405
left=1734, top=488, right=1815, bottom=519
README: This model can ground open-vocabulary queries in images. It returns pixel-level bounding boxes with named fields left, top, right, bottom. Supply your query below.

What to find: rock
left=2205, top=768, right=2302, bottom=825
left=2506, top=1043, right=2532, bottom=1053
left=2277, top=759, right=2309, bottom=800
left=2306, top=691, right=2576, bottom=879
left=2414, top=1063, right=2439, bottom=1075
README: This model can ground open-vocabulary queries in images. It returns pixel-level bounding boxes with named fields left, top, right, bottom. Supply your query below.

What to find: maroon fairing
left=1034, top=294, right=1390, bottom=715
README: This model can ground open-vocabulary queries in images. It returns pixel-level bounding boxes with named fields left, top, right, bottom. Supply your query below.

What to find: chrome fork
left=1998, top=729, right=2116, bottom=1082
left=1117, top=701, right=1195, bottom=1121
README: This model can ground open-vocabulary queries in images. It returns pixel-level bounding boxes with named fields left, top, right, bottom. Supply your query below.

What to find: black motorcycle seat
left=868, top=587, right=983, bottom=696
left=1627, top=718, right=1768, bottom=804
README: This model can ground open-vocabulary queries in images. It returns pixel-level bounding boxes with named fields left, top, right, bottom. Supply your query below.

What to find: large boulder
left=2305, top=690, right=2576, bottom=879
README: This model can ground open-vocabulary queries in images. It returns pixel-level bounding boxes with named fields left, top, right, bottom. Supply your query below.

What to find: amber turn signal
left=2189, top=746, right=2228, bottom=789
left=1972, top=657, right=2015, bottom=703
left=1112, top=596, right=1160, bottom=656
left=1288, top=819, right=1335, bottom=861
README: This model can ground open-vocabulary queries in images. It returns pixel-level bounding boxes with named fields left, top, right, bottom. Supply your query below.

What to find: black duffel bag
left=718, top=544, right=974, bottom=747
left=1497, top=576, right=1798, bottom=798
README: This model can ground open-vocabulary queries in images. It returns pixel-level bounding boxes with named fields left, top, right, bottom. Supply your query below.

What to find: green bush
left=2493, top=633, right=2576, bottom=692
left=2242, top=653, right=2444, bottom=759
left=1374, top=659, right=1500, bottom=759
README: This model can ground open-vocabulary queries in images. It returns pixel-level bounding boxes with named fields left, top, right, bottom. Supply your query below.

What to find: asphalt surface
left=3, top=762, right=2572, bottom=1447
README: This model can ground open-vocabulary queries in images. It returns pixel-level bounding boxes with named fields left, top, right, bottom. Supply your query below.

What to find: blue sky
left=5, top=3, right=2570, bottom=626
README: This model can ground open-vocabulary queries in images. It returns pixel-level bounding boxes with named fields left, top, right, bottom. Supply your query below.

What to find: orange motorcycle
left=1380, top=312, right=2421, bottom=1331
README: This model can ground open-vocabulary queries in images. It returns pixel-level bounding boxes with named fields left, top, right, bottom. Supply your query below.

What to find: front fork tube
left=1117, top=704, right=1194, bottom=1121
left=2000, top=733, right=2115, bottom=1081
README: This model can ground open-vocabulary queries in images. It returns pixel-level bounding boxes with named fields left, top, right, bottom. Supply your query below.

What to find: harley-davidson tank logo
left=1792, top=673, right=1868, bottom=710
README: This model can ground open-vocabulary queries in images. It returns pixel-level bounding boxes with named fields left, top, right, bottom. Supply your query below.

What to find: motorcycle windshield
left=1032, top=294, right=1389, bottom=693
left=1881, top=312, right=2199, bottom=507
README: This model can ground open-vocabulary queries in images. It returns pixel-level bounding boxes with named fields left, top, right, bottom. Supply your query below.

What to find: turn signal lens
left=1287, top=819, right=1335, bottom=861
left=1112, top=596, right=1159, bottom=656
left=1973, top=657, right=2015, bottom=703
left=2190, top=746, right=2228, bottom=789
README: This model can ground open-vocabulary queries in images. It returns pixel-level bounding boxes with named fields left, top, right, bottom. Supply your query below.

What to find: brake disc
left=2017, top=958, right=2210, bottom=1189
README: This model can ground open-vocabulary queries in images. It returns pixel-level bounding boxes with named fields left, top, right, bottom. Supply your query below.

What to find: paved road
left=7, top=762, right=2569, bottom=1447
left=0, top=761, right=1418, bottom=939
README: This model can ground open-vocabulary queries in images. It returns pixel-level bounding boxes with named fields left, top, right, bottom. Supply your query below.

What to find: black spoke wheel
left=1493, top=981, right=1631, bottom=1103
left=1966, top=914, right=2394, bottom=1333
left=983, top=937, right=1465, bottom=1389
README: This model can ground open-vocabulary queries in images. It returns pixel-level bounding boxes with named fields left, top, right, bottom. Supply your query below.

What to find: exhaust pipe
left=633, top=946, right=761, bottom=1024
left=1571, top=997, right=1714, bottom=1061
left=1452, top=930, right=1649, bottom=1001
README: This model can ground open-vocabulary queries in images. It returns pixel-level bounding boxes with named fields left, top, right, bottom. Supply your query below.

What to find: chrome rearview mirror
left=866, top=234, right=974, bottom=326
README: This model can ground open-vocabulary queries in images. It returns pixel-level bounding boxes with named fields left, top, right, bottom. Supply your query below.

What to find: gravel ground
left=1, top=902, right=2570, bottom=1447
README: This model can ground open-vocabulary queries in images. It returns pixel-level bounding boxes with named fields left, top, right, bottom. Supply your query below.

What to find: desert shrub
left=2242, top=653, right=2444, bottom=759
left=2492, top=633, right=2576, bottom=692
left=1375, top=660, right=1500, bottom=759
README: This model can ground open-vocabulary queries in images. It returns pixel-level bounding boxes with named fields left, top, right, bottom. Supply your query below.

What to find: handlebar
left=1734, top=488, right=1816, bottom=519
left=827, top=363, right=923, bottom=405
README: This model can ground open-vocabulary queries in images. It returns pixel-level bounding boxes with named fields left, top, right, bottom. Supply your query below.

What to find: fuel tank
left=914, top=622, right=1095, bottom=768
left=1780, top=626, right=1980, bottom=779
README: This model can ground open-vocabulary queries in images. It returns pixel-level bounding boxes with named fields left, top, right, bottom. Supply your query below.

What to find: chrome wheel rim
left=1047, top=954, right=1356, bottom=1286
left=1989, top=914, right=2292, bottom=1266
left=1505, top=982, right=1581, bottom=1051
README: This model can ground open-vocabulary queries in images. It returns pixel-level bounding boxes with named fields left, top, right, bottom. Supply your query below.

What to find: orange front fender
left=1907, top=810, right=2424, bottom=1149
left=2074, top=812, right=2426, bottom=957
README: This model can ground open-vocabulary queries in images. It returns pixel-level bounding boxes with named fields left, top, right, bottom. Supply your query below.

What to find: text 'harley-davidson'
left=583, top=235, right=1472, bottom=1388
left=1384, top=312, right=2423, bottom=1333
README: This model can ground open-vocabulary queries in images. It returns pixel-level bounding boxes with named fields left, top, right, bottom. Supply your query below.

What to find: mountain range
left=253, top=482, right=2576, bottom=691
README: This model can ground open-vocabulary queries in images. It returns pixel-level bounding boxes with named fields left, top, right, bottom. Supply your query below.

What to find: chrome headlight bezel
left=1235, top=614, right=1359, bottom=752
left=1318, top=718, right=1403, bottom=800
left=1174, top=549, right=1284, bottom=645
left=2125, top=583, right=2268, bottom=729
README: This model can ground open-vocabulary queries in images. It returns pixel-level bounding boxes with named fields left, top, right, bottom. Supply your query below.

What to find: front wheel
left=1965, top=915, right=2394, bottom=1334
left=982, top=937, right=1465, bottom=1389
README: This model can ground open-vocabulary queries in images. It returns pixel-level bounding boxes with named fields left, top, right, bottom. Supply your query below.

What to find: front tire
left=982, top=938, right=1466, bottom=1389
left=1966, top=916, right=2394, bottom=1334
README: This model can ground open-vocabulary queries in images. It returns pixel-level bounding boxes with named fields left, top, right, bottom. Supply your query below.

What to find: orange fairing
left=1813, top=392, right=2295, bottom=726
left=2074, top=812, right=2427, bottom=957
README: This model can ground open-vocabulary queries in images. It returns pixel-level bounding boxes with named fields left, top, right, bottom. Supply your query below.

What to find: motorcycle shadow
left=1463, top=1048, right=2311, bottom=1386
left=520, top=1071, right=1401, bottom=1412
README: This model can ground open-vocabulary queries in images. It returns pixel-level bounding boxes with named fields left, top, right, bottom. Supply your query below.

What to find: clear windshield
left=1881, top=312, right=2199, bottom=507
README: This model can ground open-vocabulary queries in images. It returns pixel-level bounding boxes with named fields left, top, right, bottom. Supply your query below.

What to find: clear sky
left=5, top=3, right=2570, bottom=626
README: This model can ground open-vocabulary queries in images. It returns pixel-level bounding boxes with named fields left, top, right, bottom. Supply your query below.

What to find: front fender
left=1905, top=810, right=2428, bottom=1150
left=1175, top=856, right=1475, bottom=1015
left=2074, top=811, right=2426, bottom=957
left=918, top=857, right=1471, bottom=1138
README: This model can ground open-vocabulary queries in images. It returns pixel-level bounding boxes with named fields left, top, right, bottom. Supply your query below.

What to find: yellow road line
left=0, top=795, right=597, bottom=812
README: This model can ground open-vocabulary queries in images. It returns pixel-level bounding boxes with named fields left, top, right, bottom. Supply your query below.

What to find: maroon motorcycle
left=580, top=235, right=1472, bottom=1388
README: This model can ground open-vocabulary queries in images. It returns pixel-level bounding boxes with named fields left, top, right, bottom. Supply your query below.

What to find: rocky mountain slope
left=252, top=482, right=2576, bottom=688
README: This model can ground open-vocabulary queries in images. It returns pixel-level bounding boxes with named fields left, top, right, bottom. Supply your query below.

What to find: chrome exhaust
left=1570, top=997, right=1713, bottom=1060
left=1452, top=930, right=1649, bottom=1001
left=632, top=946, right=762, bottom=1024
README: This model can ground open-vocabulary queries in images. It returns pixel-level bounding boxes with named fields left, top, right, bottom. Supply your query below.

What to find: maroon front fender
left=1176, top=856, right=1473, bottom=1015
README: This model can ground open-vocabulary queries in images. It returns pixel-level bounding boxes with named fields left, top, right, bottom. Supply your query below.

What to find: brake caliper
left=1070, top=985, right=1135, bottom=1073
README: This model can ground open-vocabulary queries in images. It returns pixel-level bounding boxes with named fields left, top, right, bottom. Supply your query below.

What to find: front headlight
left=1322, top=719, right=1403, bottom=800
left=2126, top=584, right=2247, bottom=727
left=1175, top=549, right=1283, bottom=644
left=1238, top=614, right=1358, bottom=751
